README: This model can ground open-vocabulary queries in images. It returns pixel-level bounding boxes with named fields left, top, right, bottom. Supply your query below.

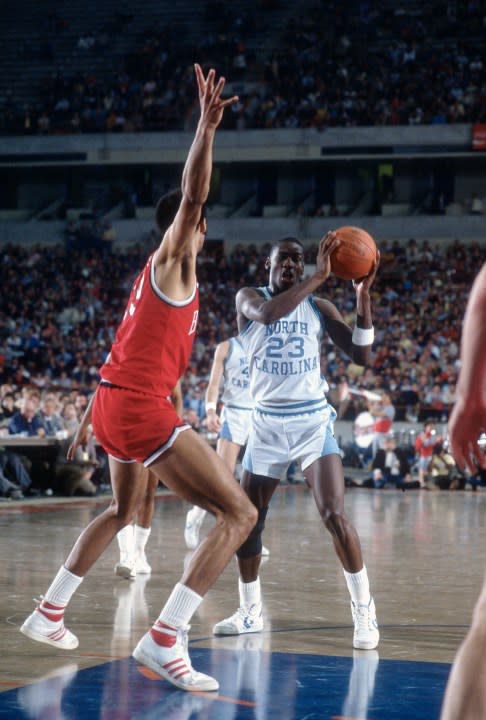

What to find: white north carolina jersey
left=220, top=336, right=252, bottom=409
left=240, top=287, right=330, bottom=416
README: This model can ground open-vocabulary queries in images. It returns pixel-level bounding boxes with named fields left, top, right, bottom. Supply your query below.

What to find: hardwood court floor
left=0, top=485, right=483, bottom=719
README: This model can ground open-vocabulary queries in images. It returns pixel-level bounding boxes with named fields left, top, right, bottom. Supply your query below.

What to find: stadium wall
left=0, top=124, right=476, bottom=166
left=1, top=216, right=485, bottom=250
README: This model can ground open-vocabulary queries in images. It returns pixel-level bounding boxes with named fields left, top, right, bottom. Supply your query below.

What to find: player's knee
left=322, top=509, right=347, bottom=541
left=232, top=500, right=258, bottom=545
left=237, top=506, right=268, bottom=558
left=108, top=500, right=138, bottom=528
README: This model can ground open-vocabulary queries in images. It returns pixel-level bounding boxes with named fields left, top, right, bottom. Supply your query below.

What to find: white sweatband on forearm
left=205, top=401, right=217, bottom=412
left=352, top=326, right=374, bottom=346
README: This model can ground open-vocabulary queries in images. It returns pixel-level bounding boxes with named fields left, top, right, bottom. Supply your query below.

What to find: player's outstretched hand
left=195, top=63, right=239, bottom=130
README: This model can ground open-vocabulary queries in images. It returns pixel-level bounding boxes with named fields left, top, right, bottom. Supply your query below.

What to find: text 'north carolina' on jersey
left=220, top=336, right=252, bottom=409
left=100, top=253, right=199, bottom=397
left=240, top=287, right=329, bottom=415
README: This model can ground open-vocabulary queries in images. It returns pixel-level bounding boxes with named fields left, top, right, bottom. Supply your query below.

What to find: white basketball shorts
left=242, top=405, right=339, bottom=479
left=219, top=405, right=252, bottom=447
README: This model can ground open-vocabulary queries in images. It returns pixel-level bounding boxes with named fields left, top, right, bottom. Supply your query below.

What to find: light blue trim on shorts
left=255, top=398, right=328, bottom=417
left=219, top=420, right=233, bottom=442
left=320, top=423, right=341, bottom=458
left=244, top=453, right=254, bottom=473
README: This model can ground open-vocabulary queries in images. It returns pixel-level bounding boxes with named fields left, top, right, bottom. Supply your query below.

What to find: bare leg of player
left=441, top=582, right=486, bottom=719
left=213, top=472, right=278, bottom=637
left=21, top=429, right=257, bottom=693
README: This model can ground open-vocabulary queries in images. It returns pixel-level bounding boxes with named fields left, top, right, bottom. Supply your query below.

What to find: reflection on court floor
left=2, top=487, right=476, bottom=720
left=1, top=644, right=448, bottom=719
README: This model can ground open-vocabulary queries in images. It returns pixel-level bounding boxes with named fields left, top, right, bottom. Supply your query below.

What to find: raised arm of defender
left=155, top=65, right=238, bottom=298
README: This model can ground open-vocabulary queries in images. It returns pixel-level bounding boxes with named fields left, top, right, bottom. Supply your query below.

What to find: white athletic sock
left=134, top=525, right=151, bottom=555
left=43, top=566, right=83, bottom=607
left=343, top=565, right=371, bottom=605
left=239, top=578, right=261, bottom=608
left=158, top=582, right=203, bottom=628
left=117, top=524, right=134, bottom=557
left=189, top=506, right=206, bottom=523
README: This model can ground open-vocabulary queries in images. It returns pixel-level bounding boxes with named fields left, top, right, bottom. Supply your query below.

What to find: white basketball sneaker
left=351, top=597, right=379, bottom=650
left=213, top=602, right=263, bottom=636
left=114, top=553, right=136, bottom=580
left=133, top=552, right=151, bottom=575
left=132, top=628, right=218, bottom=692
left=184, top=508, right=204, bottom=550
left=20, top=602, right=79, bottom=650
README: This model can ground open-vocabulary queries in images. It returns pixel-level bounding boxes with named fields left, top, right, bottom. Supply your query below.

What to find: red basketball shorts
left=92, top=384, right=189, bottom=465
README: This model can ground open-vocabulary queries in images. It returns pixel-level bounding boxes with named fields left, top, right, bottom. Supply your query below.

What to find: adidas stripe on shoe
left=20, top=600, right=79, bottom=650
left=132, top=628, right=218, bottom=692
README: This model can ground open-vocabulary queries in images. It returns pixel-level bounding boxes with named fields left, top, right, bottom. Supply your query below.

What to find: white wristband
left=352, top=325, right=374, bottom=346
left=205, top=402, right=217, bottom=412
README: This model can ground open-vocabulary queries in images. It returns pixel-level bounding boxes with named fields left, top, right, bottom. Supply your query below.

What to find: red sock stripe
left=41, top=600, right=65, bottom=611
left=37, top=607, right=64, bottom=623
left=150, top=621, right=176, bottom=647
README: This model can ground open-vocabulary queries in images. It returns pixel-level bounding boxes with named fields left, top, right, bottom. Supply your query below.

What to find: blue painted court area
left=0, top=647, right=450, bottom=719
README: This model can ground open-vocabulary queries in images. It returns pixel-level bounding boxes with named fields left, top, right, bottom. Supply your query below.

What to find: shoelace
left=354, top=604, right=371, bottom=631
left=174, top=625, right=192, bottom=668
left=239, top=603, right=259, bottom=616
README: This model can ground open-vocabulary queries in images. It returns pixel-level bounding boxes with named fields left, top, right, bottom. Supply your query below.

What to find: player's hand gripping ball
left=330, top=226, right=377, bottom=281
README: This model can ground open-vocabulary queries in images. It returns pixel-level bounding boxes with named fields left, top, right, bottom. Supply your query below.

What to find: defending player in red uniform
left=20, top=64, right=257, bottom=693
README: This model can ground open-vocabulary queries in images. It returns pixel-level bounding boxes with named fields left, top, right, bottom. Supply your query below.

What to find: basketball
left=330, top=226, right=377, bottom=280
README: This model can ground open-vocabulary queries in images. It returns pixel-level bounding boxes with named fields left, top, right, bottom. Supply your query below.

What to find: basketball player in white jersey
left=184, top=336, right=269, bottom=557
left=213, top=233, right=381, bottom=650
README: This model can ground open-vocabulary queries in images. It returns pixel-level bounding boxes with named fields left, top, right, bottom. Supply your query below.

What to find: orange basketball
left=330, top=226, right=377, bottom=281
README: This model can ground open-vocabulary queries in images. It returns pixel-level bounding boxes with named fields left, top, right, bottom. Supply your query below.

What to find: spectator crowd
left=1, top=0, right=485, bottom=135
left=0, top=232, right=484, bottom=497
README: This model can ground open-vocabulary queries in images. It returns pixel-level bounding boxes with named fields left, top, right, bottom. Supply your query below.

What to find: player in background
left=415, top=419, right=443, bottom=488
left=115, top=468, right=157, bottom=577
left=20, top=64, right=257, bottom=693
left=441, top=262, right=486, bottom=720
left=67, top=381, right=183, bottom=579
left=213, top=235, right=381, bottom=651
left=115, top=381, right=184, bottom=578
left=184, top=336, right=269, bottom=557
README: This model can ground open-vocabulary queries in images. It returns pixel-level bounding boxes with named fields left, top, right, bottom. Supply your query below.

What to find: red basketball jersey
left=101, top=253, right=199, bottom=397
